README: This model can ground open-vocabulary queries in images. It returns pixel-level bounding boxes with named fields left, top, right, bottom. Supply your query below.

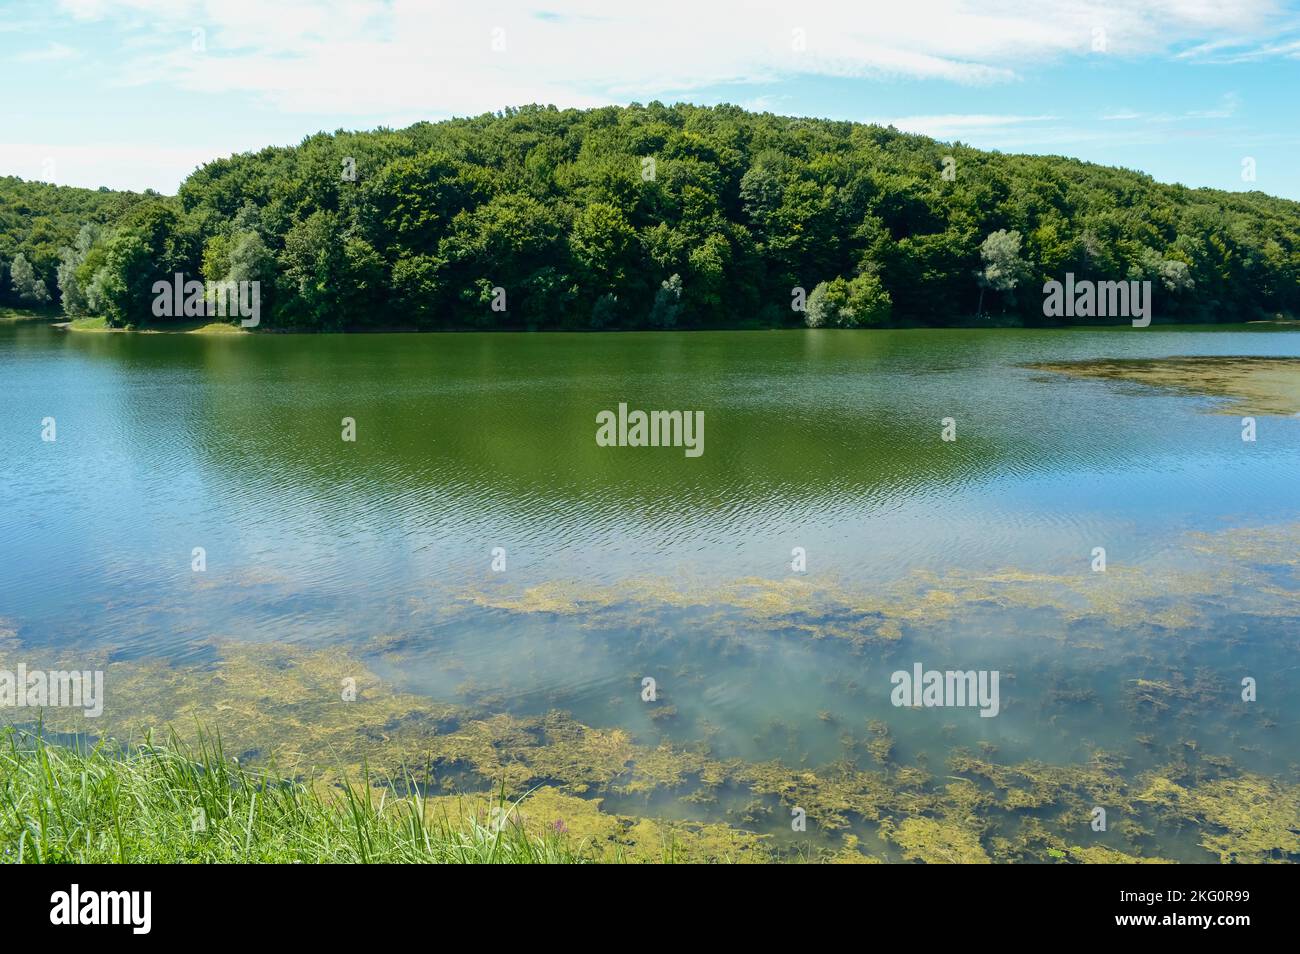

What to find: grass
left=61, top=316, right=247, bottom=333
left=61, top=315, right=107, bottom=330
left=63, top=315, right=108, bottom=330
left=0, top=727, right=585, bottom=863
left=0, top=306, right=58, bottom=322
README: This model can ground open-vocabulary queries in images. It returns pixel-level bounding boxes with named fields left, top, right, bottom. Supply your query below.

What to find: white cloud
left=1175, top=32, right=1300, bottom=62
left=16, top=41, right=79, bottom=62
left=0, top=142, right=233, bottom=192
left=1187, top=92, right=1241, bottom=118
left=867, top=114, right=1058, bottom=140
left=1099, top=93, right=1240, bottom=123
left=48, top=0, right=1289, bottom=116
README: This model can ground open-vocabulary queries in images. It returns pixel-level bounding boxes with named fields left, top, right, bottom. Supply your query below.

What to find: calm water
left=3, top=321, right=1299, bottom=857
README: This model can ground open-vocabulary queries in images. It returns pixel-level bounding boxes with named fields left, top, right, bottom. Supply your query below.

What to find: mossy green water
left=7, top=638, right=1295, bottom=863
left=4, top=323, right=1299, bottom=863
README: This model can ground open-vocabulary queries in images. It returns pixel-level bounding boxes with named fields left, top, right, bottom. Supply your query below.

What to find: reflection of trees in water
left=60, top=328, right=1215, bottom=531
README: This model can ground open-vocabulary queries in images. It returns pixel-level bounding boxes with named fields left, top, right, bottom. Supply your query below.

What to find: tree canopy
left=2, top=103, right=1298, bottom=329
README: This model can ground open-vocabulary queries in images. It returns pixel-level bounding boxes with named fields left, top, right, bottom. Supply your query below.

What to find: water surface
left=3, top=322, right=1298, bottom=861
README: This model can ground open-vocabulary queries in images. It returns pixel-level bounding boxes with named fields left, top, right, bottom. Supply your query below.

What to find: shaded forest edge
left=2, top=102, right=1299, bottom=332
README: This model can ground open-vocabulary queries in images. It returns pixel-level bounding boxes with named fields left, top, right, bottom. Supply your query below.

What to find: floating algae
left=2, top=642, right=768, bottom=862
left=3, top=639, right=1297, bottom=862
left=1134, top=774, right=1300, bottom=863
left=5, top=519, right=1300, bottom=863
left=883, top=816, right=992, bottom=864
left=1029, top=356, right=1300, bottom=417
left=445, top=523, right=1300, bottom=650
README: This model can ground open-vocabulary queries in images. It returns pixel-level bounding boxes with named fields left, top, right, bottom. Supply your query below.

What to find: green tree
left=55, top=224, right=101, bottom=315
left=6, top=104, right=1298, bottom=329
left=87, top=202, right=192, bottom=326
left=570, top=202, right=636, bottom=291
left=10, top=253, right=51, bottom=304
left=390, top=254, right=445, bottom=326
left=805, top=272, right=892, bottom=328
left=976, top=229, right=1031, bottom=317
left=280, top=210, right=384, bottom=329
left=649, top=273, right=682, bottom=328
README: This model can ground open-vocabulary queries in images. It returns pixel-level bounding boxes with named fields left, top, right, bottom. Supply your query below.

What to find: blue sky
left=3, top=0, right=1299, bottom=199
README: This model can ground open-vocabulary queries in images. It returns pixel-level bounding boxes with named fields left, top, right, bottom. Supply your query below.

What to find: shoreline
left=53, top=317, right=248, bottom=335
left=41, top=316, right=1300, bottom=336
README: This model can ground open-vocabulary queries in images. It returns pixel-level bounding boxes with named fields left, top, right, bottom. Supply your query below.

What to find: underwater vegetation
left=1029, top=356, right=1300, bottom=417
left=3, top=636, right=1294, bottom=864
left=2, top=520, right=1297, bottom=863
left=447, top=518, right=1300, bottom=646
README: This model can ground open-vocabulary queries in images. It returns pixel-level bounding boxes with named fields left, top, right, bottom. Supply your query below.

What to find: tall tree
left=976, top=229, right=1030, bottom=317
left=10, top=252, right=51, bottom=304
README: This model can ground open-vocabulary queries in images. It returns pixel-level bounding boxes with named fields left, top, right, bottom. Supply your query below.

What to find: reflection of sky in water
left=363, top=593, right=1296, bottom=776
left=1, top=322, right=1298, bottom=803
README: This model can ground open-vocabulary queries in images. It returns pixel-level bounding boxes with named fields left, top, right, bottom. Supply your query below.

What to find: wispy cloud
left=867, top=113, right=1058, bottom=140
left=1099, top=93, right=1241, bottom=123
left=41, top=0, right=1288, bottom=117
left=1176, top=30, right=1300, bottom=62
left=16, top=41, right=79, bottom=62
left=863, top=103, right=1259, bottom=155
left=5, top=0, right=1298, bottom=196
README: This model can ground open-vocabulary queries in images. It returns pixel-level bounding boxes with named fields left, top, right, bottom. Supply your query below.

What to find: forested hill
left=0, top=177, right=149, bottom=310
left=4, top=103, right=1299, bottom=329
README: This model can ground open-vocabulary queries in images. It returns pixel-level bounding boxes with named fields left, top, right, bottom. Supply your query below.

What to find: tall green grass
left=0, top=727, right=584, bottom=863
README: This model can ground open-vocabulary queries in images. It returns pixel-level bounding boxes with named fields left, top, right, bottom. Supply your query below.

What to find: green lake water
left=2, top=321, right=1298, bottom=860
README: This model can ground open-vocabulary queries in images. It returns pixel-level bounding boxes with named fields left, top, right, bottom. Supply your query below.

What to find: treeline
left=0, top=177, right=151, bottom=311
left=4, top=103, right=1299, bottom=329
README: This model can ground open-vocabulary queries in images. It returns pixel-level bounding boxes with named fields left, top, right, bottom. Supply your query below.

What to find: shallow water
left=2, top=321, right=1298, bottom=861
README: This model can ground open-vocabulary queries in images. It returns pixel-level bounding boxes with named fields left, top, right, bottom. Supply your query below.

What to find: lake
left=2, top=320, right=1298, bottom=862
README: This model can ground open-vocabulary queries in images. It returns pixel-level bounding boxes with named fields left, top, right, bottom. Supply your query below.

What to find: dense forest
left=0, top=177, right=151, bottom=312
left=3, top=103, right=1299, bottom=330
